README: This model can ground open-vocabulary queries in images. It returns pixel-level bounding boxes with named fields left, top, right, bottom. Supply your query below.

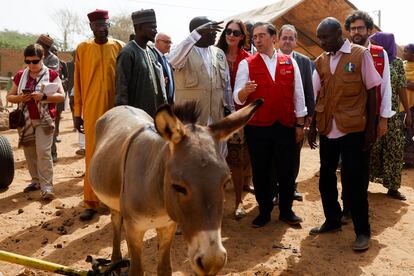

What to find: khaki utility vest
left=174, top=47, right=227, bottom=125
left=315, top=44, right=367, bottom=135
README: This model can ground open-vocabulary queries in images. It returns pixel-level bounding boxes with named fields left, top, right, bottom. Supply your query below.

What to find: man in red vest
left=233, top=22, right=307, bottom=228
left=345, top=11, right=394, bottom=137
left=341, top=11, right=397, bottom=220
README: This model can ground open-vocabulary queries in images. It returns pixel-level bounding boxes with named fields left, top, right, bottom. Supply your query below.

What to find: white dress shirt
left=233, top=50, right=307, bottom=118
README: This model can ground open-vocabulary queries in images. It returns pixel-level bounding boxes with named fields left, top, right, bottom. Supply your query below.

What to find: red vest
left=370, top=45, right=385, bottom=115
left=246, top=53, right=295, bottom=127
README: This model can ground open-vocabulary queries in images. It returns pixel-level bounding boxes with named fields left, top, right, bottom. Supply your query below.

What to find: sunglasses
left=24, top=59, right=41, bottom=65
left=225, top=29, right=242, bottom=37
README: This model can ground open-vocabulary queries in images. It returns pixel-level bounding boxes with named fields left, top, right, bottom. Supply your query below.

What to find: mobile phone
left=22, top=89, right=32, bottom=94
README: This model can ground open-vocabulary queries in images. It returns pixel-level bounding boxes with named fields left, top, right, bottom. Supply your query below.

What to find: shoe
left=234, top=204, right=247, bottom=220
left=272, top=195, right=279, bottom=206
left=52, top=154, right=58, bottom=163
left=309, top=222, right=341, bottom=235
left=41, top=189, right=55, bottom=200
left=23, top=182, right=40, bottom=193
left=252, top=214, right=271, bottom=228
left=279, top=213, right=303, bottom=226
left=76, top=149, right=86, bottom=156
left=352, top=234, right=370, bottom=251
left=293, top=190, right=303, bottom=201
left=387, top=189, right=406, bottom=200
left=80, top=208, right=97, bottom=221
left=56, top=136, right=62, bottom=143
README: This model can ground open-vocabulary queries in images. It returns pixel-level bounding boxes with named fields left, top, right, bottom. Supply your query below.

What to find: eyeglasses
left=225, top=29, right=242, bottom=37
left=350, top=26, right=366, bottom=33
left=159, top=39, right=172, bottom=45
left=90, top=22, right=111, bottom=28
left=24, top=59, right=41, bottom=64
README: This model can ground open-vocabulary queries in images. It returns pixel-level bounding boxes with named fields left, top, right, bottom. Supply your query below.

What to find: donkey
left=89, top=99, right=263, bottom=275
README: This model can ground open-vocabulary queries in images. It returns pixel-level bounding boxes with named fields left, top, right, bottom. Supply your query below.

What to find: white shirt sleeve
left=312, top=70, right=321, bottom=100
left=233, top=59, right=249, bottom=105
left=379, top=51, right=396, bottom=118
left=166, top=30, right=201, bottom=70
left=361, top=50, right=382, bottom=90
left=292, top=58, right=307, bottom=117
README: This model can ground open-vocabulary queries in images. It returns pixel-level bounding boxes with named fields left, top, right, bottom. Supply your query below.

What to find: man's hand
left=196, top=21, right=223, bottom=36
left=74, top=116, right=84, bottom=134
left=308, top=125, right=318, bottom=149
left=377, top=117, right=388, bottom=138
left=295, top=127, right=304, bottom=143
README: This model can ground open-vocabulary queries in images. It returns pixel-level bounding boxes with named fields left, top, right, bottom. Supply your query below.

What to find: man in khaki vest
left=308, top=17, right=382, bottom=251
left=168, top=17, right=233, bottom=156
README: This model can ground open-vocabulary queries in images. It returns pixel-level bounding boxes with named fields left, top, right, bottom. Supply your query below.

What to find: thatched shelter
left=226, top=0, right=383, bottom=59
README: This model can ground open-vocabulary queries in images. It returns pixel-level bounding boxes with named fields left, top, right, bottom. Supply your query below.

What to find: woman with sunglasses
left=7, top=43, right=65, bottom=199
left=216, top=19, right=252, bottom=219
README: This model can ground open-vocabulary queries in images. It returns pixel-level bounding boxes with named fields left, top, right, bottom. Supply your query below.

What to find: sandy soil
left=1, top=99, right=414, bottom=275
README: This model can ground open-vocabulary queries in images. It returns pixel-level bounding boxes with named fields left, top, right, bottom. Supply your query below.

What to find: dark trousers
left=51, top=102, right=64, bottom=157
left=245, top=122, right=296, bottom=217
left=271, top=138, right=302, bottom=197
left=319, top=133, right=370, bottom=235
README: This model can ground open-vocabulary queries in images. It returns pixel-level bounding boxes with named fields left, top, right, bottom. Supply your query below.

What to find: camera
left=22, top=89, right=32, bottom=94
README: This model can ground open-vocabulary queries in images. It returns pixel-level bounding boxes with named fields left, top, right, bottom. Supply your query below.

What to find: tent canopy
left=226, top=0, right=381, bottom=59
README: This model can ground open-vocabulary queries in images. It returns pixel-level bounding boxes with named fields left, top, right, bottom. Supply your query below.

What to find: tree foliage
left=52, top=8, right=84, bottom=51
left=0, top=30, right=39, bottom=49
left=109, top=14, right=134, bottom=43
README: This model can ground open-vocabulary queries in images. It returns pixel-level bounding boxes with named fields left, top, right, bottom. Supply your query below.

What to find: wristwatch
left=295, top=123, right=305, bottom=128
left=41, top=93, right=47, bottom=101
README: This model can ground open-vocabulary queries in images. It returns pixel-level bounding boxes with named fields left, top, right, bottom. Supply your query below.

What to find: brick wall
left=0, top=48, right=73, bottom=77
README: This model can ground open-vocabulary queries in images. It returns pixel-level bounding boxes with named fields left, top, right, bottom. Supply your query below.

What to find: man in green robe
left=115, top=9, right=167, bottom=117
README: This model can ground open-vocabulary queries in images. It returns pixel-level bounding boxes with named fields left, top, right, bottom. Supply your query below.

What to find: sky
left=0, top=0, right=411, bottom=49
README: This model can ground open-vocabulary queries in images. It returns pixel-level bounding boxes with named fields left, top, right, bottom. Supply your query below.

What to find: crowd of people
left=5, top=8, right=414, bottom=253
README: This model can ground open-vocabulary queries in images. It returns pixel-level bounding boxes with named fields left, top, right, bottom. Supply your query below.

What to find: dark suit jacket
left=292, top=51, right=315, bottom=117
left=153, top=48, right=175, bottom=105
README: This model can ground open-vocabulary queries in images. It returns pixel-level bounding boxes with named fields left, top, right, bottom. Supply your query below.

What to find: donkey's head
left=154, top=99, right=263, bottom=275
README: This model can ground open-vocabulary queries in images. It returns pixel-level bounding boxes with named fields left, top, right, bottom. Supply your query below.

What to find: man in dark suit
left=277, top=24, right=315, bottom=201
left=154, top=32, right=174, bottom=105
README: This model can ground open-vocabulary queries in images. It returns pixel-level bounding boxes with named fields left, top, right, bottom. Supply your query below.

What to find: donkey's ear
left=209, top=99, right=264, bottom=141
left=155, top=104, right=187, bottom=144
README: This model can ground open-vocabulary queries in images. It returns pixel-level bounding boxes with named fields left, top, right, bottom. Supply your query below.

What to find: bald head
left=316, top=17, right=344, bottom=53
left=189, top=16, right=210, bottom=32
left=317, top=17, right=342, bottom=34
left=155, top=32, right=172, bottom=54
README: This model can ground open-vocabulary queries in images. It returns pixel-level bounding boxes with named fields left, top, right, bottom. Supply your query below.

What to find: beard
left=351, top=34, right=368, bottom=46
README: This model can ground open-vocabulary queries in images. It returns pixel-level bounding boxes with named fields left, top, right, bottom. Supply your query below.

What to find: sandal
left=80, top=208, right=97, bottom=221
left=387, top=189, right=406, bottom=201
left=23, top=183, right=40, bottom=193
left=41, top=190, right=55, bottom=200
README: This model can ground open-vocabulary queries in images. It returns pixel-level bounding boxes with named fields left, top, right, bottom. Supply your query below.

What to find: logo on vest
left=279, top=60, right=291, bottom=65
left=216, top=53, right=224, bottom=61
left=344, top=62, right=356, bottom=72
left=372, top=52, right=384, bottom=58
left=280, top=69, right=292, bottom=75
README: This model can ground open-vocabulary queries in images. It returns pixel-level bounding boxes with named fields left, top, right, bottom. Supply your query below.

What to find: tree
left=0, top=30, right=38, bottom=49
left=109, top=14, right=134, bottom=43
left=52, top=8, right=84, bottom=51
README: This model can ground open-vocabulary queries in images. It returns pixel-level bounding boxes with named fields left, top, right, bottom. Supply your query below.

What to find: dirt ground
left=1, top=95, right=414, bottom=275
